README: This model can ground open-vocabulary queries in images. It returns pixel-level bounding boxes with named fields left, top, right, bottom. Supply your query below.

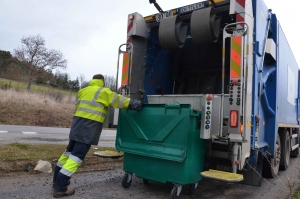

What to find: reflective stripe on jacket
left=74, top=79, right=130, bottom=123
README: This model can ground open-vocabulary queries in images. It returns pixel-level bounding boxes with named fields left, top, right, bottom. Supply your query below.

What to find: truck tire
left=279, top=129, right=290, bottom=170
left=262, top=133, right=281, bottom=178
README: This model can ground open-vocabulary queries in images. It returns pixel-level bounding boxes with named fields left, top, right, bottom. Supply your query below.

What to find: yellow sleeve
left=97, top=88, right=130, bottom=109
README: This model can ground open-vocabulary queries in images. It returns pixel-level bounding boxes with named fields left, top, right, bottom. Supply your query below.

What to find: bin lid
left=116, top=104, right=201, bottom=162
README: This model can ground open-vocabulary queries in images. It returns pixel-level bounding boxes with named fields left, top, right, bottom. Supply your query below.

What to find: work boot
left=53, top=188, right=75, bottom=198
left=52, top=180, right=71, bottom=188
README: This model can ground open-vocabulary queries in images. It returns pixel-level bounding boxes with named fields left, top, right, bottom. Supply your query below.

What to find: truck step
left=200, top=169, right=244, bottom=182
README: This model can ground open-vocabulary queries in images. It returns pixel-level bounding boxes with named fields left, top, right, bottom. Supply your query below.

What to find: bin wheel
left=143, top=179, right=149, bottom=184
left=121, top=174, right=132, bottom=188
left=189, top=183, right=197, bottom=195
left=170, top=187, right=180, bottom=199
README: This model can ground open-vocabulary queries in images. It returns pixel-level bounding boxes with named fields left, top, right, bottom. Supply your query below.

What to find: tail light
left=230, top=110, right=238, bottom=128
left=240, top=124, right=243, bottom=133
left=129, top=15, right=134, bottom=20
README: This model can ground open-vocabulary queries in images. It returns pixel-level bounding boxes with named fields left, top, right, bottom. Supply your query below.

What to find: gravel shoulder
left=0, top=157, right=300, bottom=199
left=1, top=125, right=300, bottom=199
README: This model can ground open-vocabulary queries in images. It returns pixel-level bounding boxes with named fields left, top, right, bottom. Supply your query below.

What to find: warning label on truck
left=287, top=65, right=295, bottom=105
left=179, top=2, right=205, bottom=13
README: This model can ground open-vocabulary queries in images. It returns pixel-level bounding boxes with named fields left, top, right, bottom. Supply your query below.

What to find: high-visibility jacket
left=74, top=79, right=130, bottom=123
left=69, top=79, right=131, bottom=145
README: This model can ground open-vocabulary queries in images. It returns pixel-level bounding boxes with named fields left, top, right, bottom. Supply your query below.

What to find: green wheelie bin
left=115, top=104, right=207, bottom=198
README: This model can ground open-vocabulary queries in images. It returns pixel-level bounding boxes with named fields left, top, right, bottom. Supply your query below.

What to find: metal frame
left=220, top=22, right=249, bottom=141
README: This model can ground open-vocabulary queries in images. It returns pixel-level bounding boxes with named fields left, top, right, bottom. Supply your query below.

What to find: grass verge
left=0, top=89, right=75, bottom=127
left=0, top=143, right=121, bottom=174
left=293, top=189, right=300, bottom=199
left=0, top=77, right=75, bottom=97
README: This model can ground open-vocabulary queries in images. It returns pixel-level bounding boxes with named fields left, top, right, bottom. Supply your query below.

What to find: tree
left=81, top=81, right=90, bottom=89
left=35, top=69, right=54, bottom=85
left=69, top=77, right=80, bottom=92
left=52, top=72, right=70, bottom=89
left=104, top=75, right=116, bottom=91
left=0, top=50, right=12, bottom=76
left=79, top=73, right=86, bottom=88
left=0, top=51, right=29, bottom=80
left=62, top=73, right=69, bottom=90
left=13, top=35, right=67, bottom=91
left=0, top=50, right=12, bottom=67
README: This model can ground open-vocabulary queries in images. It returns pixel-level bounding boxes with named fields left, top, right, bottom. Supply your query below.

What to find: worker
left=52, top=74, right=142, bottom=198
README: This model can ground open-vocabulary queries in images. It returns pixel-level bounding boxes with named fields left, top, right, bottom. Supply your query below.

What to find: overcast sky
left=0, top=0, right=298, bottom=81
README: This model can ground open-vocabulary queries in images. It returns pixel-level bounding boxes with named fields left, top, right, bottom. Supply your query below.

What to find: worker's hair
left=93, top=74, right=104, bottom=80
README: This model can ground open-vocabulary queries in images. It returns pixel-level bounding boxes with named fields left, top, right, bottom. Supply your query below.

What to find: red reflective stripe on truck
left=233, top=36, right=242, bottom=46
left=122, top=53, right=129, bottom=85
left=127, top=20, right=133, bottom=33
left=230, top=36, right=242, bottom=78
left=122, top=15, right=134, bottom=85
left=234, top=0, right=245, bottom=28
left=236, top=12, right=244, bottom=22
left=127, top=37, right=131, bottom=43
left=236, top=0, right=245, bottom=8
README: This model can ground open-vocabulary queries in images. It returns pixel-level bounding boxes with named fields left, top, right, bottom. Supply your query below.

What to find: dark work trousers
left=53, top=140, right=91, bottom=192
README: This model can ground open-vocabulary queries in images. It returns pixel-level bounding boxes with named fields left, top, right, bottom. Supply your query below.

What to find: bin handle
left=190, top=110, right=200, bottom=117
left=165, top=104, right=180, bottom=109
left=165, top=104, right=181, bottom=114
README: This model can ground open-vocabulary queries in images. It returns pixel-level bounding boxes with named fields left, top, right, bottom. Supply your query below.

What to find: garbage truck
left=114, top=0, right=300, bottom=198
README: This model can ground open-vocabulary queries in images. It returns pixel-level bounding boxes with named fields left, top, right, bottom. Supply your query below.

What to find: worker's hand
left=128, top=99, right=142, bottom=110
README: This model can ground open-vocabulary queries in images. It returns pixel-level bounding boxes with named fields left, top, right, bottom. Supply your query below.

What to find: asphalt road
left=0, top=124, right=116, bottom=147
left=1, top=125, right=300, bottom=199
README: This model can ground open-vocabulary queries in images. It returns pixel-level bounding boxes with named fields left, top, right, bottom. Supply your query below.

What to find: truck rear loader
left=114, top=0, right=300, bottom=198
